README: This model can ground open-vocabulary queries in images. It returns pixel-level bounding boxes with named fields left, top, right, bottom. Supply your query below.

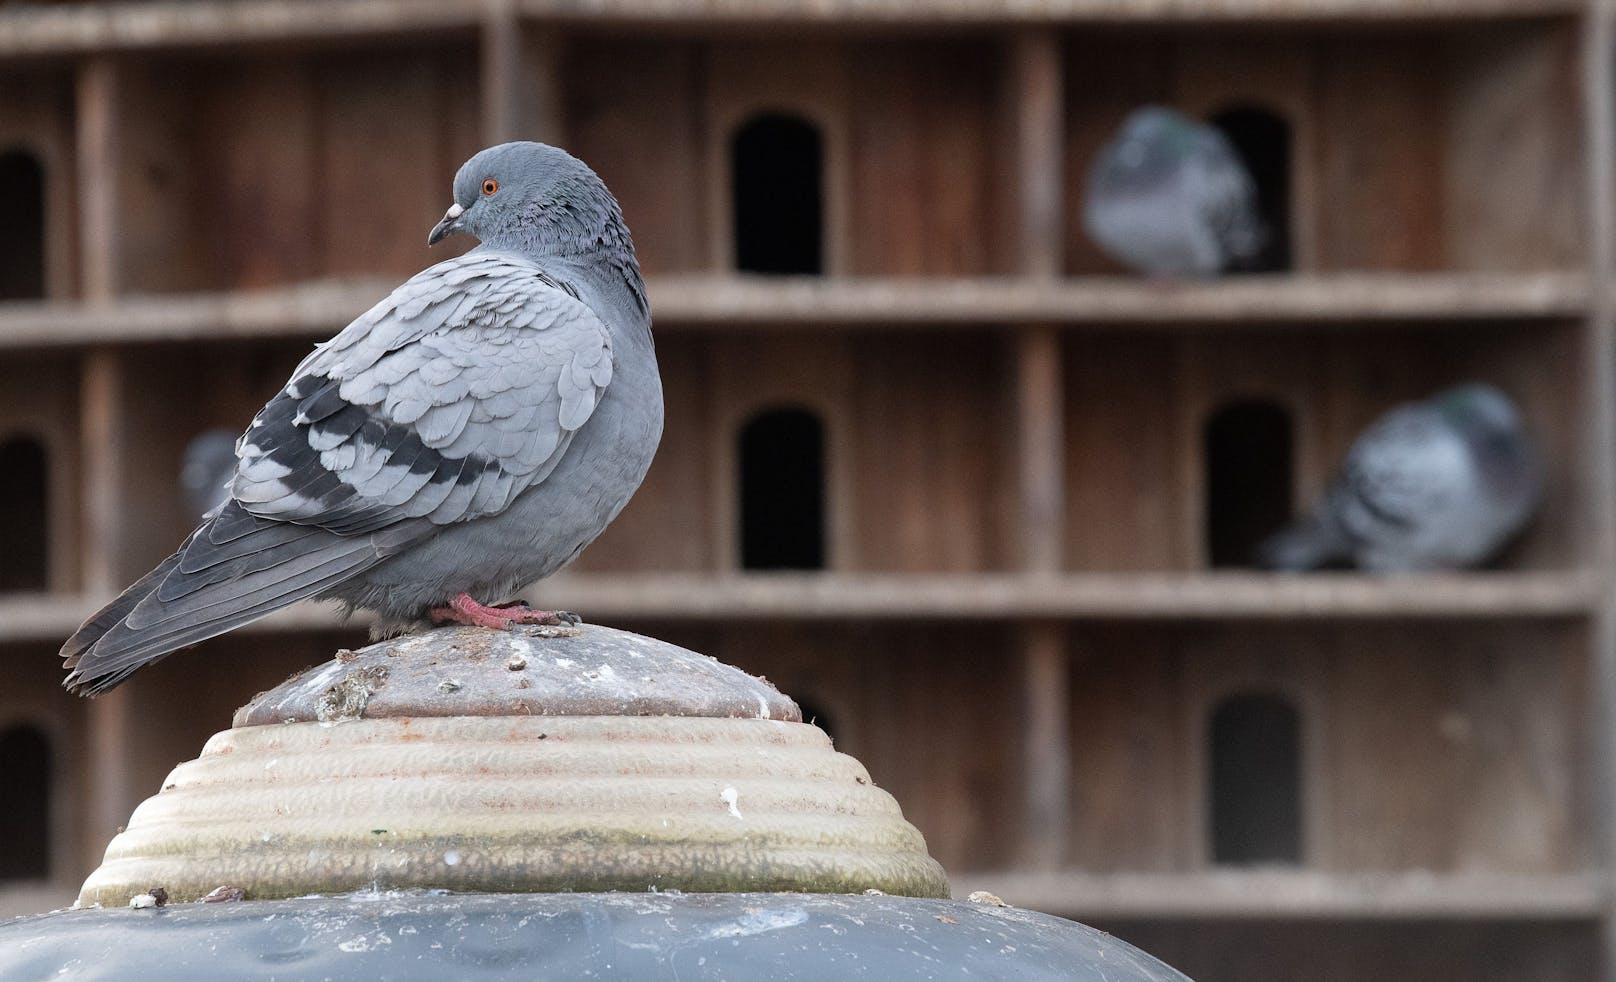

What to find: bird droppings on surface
left=201, top=885, right=245, bottom=904
left=443, top=850, right=462, bottom=867
left=967, top=891, right=1009, bottom=907
left=437, top=679, right=463, bottom=694
left=720, top=787, right=743, bottom=820
left=316, top=665, right=389, bottom=723
left=505, top=654, right=527, bottom=671
left=128, top=893, right=158, bottom=909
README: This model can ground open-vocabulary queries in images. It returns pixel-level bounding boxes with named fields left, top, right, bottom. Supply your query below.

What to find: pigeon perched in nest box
left=1082, top=106, right=1265, bottom=278
left=1257, top=384, right=1541, bottom=573
left=62, top=142, right=662, bottom=695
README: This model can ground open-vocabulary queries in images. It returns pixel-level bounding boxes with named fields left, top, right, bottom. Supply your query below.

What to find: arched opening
left=0, top=725, right=51, bottom=880
left=731, top=113, right=823, bottom=275
left=739, top=407, right=825, bottom=570
left=1210, top=107, right=1291, bottom=273
left=0, top=436, right=49, bottom=591
left=1205, top=400, right=1293, bottom=568
left=0, top=150, right=45, bottom=300
left=1209, top=692, right=1302, bottom=865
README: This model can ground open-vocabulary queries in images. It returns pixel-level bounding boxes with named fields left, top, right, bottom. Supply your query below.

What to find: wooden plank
left=1017, top=623, right=1070, bottom=869
left=1314, top=36, right=1446, bottom=271
left=1017, top=328, right=1064, bottom=572
left=316, top=46, right=473, bottom=278
left=0, top=0, right=480, bottom=56
left=74, top=56, right=118, bottom=302
left=956, top=870, right=1606, bottom=919
left=0, top=0, right=1581, bottom=59
left=1444, top=21, right=1585, bottom=272
left=1576, top=0, right=1616, bottom=970
left=0, top=272, right=1590, bottom=351
left=5, top=571, right=1599, bottom=644
left=77, top=349, right=138, bottom=880
left=849, top=334, right=1012, bottom=572
left=846, top=40, right=999, bottom=275
left=482, top=3, right=563, bottom=145
left=564, top=37, right=706, bottom=274
left=1012, top=30, right=1062, bottom=277
left=1063, top=335, right=1186, bottom=570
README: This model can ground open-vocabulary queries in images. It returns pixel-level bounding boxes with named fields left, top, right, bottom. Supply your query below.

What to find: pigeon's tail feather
left=60, top=551, right=185, bottom=670
left=61, top=517, right=383, bottom=697
left=1254, top=514, right=1353, bottom=572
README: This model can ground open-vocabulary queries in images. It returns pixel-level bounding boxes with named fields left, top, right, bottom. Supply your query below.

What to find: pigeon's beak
left=428, top=203, right=466, bottom=246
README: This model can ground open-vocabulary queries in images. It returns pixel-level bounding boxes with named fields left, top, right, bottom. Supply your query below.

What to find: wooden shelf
left=2, top=571, right=1593, bottom=644
left=0, top=1, right=481, bottom=58
left=0, top=0, right=1580, bottom=59
left=0, top=272, right=1586, bottom=351
left=531, top=570, right=1600, bottom=620
left=954, top=870, right=1607, bottom=921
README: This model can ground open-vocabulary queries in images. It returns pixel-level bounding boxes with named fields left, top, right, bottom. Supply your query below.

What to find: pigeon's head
left=1091, top=106, right=1207, bottom=189
left=429, top=142, right=629, bottom=258
left=1434, top=383, right=1523, bottom=439
left=1434, top=384, right=1540, bottom=500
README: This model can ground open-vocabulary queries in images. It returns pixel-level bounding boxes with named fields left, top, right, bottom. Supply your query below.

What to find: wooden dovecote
left=0, top=2, right=1612, bottom=979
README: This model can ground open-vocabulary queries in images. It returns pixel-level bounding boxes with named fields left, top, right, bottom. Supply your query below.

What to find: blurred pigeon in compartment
left=1082, top=106, right=1265, bottom=278
left=61, top=142, right=662, bottom=695
left=1257, top=384, right=1541, bottom=573
left=179, top=428, right=240, bottom=521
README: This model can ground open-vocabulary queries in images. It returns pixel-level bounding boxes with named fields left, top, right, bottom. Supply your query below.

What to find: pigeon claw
left=430, top=593, right=579, bottom=630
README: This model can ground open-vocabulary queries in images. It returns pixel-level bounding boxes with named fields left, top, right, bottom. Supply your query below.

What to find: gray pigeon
left=1257, top=384, right=1541, bottom=572
left=1082, top=106, right=1264, bottom=277
left=179, top=428, right=240, bottom=521
left=62, top=142, right=661, bottom=695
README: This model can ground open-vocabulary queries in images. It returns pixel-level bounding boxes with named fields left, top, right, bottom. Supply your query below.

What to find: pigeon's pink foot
left=430, top=593, right=580, bottom=630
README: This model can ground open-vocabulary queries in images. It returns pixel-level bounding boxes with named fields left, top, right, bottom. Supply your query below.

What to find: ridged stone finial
left=76, top=624, right=950, bottom=906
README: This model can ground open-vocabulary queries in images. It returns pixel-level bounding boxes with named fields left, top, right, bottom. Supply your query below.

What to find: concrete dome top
left=78, top=623, right=948, bottom=906
left=233, top=623, right=802, bottom=726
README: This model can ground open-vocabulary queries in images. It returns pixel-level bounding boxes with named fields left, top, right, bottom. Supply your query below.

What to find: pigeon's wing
left=62, top=253, right=614, bottom=694
left=232, top=252, right=614, bottom=534
left=1185, top=131, right=1265, bottom=265
left=1333, top=407, right=1470, bottom=546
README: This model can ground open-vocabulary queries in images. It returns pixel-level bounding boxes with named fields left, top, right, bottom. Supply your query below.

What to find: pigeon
left=1256, top=384, right=1541, bottom=572
left=179, top=428, right=240, bottom=521
left=62, top=142, right=662, bottom=695
left=1082, top=106, right=1265, bottom=278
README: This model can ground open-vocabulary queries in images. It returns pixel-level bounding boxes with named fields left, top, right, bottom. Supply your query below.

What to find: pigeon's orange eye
left=481, top=179, right=499, bottom=196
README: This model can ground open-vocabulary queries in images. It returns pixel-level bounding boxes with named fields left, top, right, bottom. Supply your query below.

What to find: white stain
left=705, top=908, right=808, bottom=940
left=720, top=786, right=743, bottom=820
left=443, top=850, right=462, bottom=867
